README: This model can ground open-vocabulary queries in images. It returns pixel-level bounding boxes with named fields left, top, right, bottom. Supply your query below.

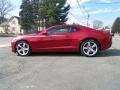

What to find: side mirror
left=111, top=33, right=114, bottom=37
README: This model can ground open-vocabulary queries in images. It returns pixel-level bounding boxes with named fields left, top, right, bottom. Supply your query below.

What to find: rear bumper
left=101, top=35, right=112, bottom=50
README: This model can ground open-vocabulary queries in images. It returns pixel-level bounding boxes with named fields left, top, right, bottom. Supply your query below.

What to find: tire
left=16, top=41, right=31, bottom=56
left=80, top=39, right=99, bottom=57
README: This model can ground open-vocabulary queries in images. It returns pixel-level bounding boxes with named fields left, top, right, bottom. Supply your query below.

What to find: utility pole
left=82, top=6, right=90, bottom=27
left=87, top=14, right=90, bottom=27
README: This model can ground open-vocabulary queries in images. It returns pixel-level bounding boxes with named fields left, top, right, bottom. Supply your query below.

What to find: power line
left=67, top=2, right=81, bottom=23
left=76, top=0, right=86, bottom=16
left=76, top=0, right=83, bottom=12
left=86, top=2, right=120, bottom=4
left=76, top=0, right=90, bottom=26
left=68, top=1, right=106, bottom=26
left=69, top=12, right=80, bottom=23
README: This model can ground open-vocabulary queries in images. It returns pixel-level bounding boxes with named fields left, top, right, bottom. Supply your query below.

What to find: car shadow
left=30, top=52, right=82, bottom=57
left=29, top=49, right=120, bottom=57
left=97, top=49, right=120, bottom=57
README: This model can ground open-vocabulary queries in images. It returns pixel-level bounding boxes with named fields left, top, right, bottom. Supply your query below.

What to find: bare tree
left=0, top=0, right=13, bottom=24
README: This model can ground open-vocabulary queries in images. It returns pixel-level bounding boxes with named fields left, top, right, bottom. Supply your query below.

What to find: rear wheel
left=16, top=41, right=31, bottom=56
left=80, top=40, right=99, bottom=57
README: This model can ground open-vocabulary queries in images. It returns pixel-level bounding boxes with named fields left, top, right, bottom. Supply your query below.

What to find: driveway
left=0, top=37, right=13, bottom=47
left=0, top=36, right=120, bottom=90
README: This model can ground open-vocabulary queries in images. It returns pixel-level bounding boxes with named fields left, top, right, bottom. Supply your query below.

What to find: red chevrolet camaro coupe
left=11, top=24, right=112, bottom=57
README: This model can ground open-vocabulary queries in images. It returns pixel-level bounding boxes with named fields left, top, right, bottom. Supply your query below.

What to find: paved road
left=0, top=37, right=13, bottom=45
left=0, top=37, right=120, bottom=90
left=0, top=37, right=13, bottom=47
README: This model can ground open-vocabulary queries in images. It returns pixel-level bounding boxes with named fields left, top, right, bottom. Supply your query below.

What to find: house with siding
left=0, top=16, right=23, bottom=34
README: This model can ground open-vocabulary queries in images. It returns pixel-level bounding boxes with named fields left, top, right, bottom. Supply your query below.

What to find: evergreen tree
left=19, top=0, right=70, bottom=32
left=19, top=0, right=35, bottom=33
left=32, top=0, right=39, bottom=29
left=112, top=17, right=120, bottom=33
left=32, top=0, right=44, bottom=31
left=40, top=0, right=70, bottom=27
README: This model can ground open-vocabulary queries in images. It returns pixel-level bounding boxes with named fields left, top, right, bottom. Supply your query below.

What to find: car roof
left=47, top=24, right=81, bottom=29
left=46, top=24, right=94, bottom=31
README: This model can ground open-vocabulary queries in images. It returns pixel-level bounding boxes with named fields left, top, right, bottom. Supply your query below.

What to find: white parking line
left=0, top=44, right=11, bottom=48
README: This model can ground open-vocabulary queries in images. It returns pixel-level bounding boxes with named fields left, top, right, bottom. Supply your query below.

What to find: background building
left=0, top=16, right=23, bottom=34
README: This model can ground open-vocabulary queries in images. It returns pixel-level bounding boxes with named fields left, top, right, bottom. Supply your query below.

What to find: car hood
left=12, top=33, right=39, bottom=41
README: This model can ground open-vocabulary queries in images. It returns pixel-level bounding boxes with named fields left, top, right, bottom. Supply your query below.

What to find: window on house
left=12, top=21, right=16, bottom=24
left=12, top=27, right=16, bottom=31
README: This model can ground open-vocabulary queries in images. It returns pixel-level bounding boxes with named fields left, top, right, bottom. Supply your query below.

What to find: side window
left=47, top=26, right=70, bottom=35
left=69, top=26, right=80, bottom=32
left=47, top=27, right=57, bottom=35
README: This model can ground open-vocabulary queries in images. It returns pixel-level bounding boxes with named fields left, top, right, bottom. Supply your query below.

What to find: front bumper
left=11, top=40, right=16, bottom=53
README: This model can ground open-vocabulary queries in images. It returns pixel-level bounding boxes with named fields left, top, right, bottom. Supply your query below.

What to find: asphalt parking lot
left=0, top=36, right=120, bottom=90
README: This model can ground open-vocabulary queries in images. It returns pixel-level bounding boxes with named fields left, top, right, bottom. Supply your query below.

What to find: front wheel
left=80, top=40, right=99, bottom=57
left=16, top=41, right=31, bottom=56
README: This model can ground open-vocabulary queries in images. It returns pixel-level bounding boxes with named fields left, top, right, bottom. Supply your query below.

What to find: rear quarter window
left=69, top=26, right=80, bottom=32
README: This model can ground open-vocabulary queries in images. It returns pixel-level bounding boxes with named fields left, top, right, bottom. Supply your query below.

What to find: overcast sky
left=9, top=0, right=120, bottom=26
